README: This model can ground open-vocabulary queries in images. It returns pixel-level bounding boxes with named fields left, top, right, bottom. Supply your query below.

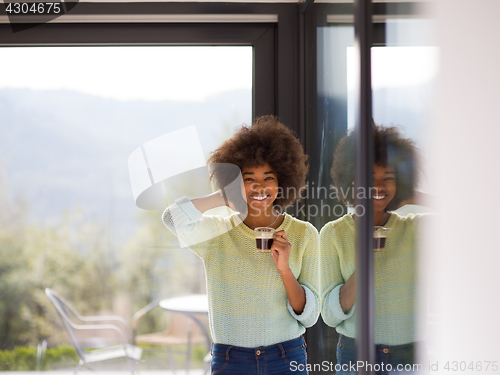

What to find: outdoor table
left=159, top=294, right=211, bottom=358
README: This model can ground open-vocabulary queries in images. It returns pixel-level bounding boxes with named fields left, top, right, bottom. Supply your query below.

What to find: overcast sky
left=349, top=46, right=438, bottom=90
left=1, top=45, right=437, bottom=101
left=0, top=46, right=253, bottom=102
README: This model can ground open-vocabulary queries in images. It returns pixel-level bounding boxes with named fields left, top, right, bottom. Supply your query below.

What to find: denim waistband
left=339, top=334, right=415, bottom=353
left=212, top=336, right=306, bottom=359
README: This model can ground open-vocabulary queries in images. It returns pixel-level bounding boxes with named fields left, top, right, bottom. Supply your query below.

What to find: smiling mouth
left=373, top=195, right=386, bottom=200
left=250, top=194, right=270, bottom=201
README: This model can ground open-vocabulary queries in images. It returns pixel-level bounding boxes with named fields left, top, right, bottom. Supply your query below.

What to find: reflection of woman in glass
left=321, top=126, right=422, bottom=374
left=162, top=116, right=320, bottom=375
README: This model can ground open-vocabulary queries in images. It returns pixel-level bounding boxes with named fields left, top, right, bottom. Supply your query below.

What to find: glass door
left=310, top=4, right=436, bottom=373
left=0, top=45, right=252, bottom=371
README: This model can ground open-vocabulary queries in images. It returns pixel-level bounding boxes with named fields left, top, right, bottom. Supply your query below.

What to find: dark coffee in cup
left=256, top=238, right=274, bottom=251
left=373, top=237, right=386, bottom=250
left=254, top=227, right=275, bottom=253
left=373, top=226, right=389, bottom=251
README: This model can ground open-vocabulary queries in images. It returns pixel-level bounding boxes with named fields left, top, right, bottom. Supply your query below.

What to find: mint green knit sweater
left=162, top=197, right=320, bottom=347
left=320, top=212, right=421, bottom=345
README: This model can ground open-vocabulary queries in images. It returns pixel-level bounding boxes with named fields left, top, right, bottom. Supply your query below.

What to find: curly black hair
left=331, top=125, right=419, bottom=211
left=208, top=115, right=309, bottom=209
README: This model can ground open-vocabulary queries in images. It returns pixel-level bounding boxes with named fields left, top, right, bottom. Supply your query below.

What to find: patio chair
left=45, top=288, right=142, bottom=375
left=132, top=299, right=208, bottom=375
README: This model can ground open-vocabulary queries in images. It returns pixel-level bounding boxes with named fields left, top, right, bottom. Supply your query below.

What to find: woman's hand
left=271, top=230, right=292, bottom=273
left=223, top=189, right=248, bottom=216
left=208, top=163, right=248, bottom=216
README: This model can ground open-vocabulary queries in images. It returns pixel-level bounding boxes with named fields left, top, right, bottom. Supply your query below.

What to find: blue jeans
left=336, top=335, right=417, bottom=375
left=211, top=336, right=308, bottom=375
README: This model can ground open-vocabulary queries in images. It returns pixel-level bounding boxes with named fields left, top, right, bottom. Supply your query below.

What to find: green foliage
left=0, top=164, right=206, bottom=358
left=0, top=344, right=206, bottom=371
left=43, top=346, right=79, bottom=370
left=0, top=208, right=118, bottom=348
left=0, top=345, right=78, bottom=371
left=117, top=209, right=205, bottom=335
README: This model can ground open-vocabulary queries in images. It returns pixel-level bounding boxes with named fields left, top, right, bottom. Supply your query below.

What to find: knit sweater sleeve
left=161, top=196, right=235, bottom=258
left=320, top=221, right=355, bottom=328
left=286, top=224, right=321, bottom=328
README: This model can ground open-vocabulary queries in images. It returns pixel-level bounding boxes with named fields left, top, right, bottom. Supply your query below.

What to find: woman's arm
left=293, top=227, right=321, bottom=327
left=339, top=271, right=356, bottom=313
left=161, top=193, right=234, bottom=255
left=271, top=230, right=306, bottom=314
left=280, top=270, right=307, bottom=315
left=320, top=223, right=356, bottom=328
left=190, top=190, right=227, bottom=213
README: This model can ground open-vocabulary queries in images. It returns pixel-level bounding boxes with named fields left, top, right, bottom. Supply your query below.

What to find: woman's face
left=241, top=163, right=279, bottom=215
left=372, top=164, right=396, bottom=213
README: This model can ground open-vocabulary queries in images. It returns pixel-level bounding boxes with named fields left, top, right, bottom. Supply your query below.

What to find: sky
left=0, top=43, right=438, bottom=218
left=0, top=46, right=253, bottom=102
left=0, top=45, right=437, bottom=101
left=347, top=46, right=438, bottom=91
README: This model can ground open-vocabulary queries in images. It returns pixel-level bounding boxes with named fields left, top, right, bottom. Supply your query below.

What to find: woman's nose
left=373, top=181, right=386, bottom=191
left=252, top=182, right=264, bottom=191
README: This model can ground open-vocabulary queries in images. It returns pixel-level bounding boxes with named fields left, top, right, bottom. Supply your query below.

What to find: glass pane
left=347, top=44, right=438, bottom=206
left=0, top=46, right=251, bottom=372
left=318, top=15, right=436, bottom=373
left=316, top=23, right=355, bottom=369
left=373, top=18, right=437, bottom=371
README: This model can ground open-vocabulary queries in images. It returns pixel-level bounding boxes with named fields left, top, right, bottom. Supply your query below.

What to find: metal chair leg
left=166, top=347, right=176, bottom=375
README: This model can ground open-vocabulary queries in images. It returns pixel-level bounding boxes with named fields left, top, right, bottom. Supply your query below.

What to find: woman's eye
left=244, top=178, right=254, bottom=182
left=265, top=177, right=274, bottom=181
left=385, top=177, right=395, bottom=181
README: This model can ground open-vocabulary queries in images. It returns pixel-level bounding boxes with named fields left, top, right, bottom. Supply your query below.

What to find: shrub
left=0, top=345, right=78, bottom=371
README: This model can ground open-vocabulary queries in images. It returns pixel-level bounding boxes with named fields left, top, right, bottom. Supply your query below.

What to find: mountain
left=0, top=87, right=251, bottom=244
left=0, top=84, right=431, bottom=244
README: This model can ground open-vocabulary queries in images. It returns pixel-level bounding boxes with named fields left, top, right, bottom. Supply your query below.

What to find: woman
left=162, top=116, right=320, bottom=375
left=321, top=125, right=423, bottom=374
